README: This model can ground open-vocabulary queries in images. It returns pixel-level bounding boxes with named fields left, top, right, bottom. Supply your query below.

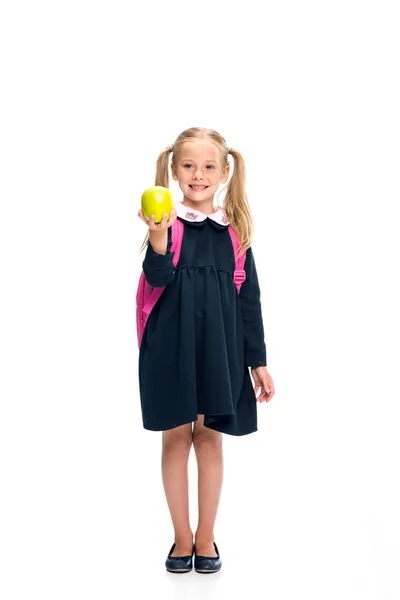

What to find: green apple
left=141, top=186, right=173, bottom=223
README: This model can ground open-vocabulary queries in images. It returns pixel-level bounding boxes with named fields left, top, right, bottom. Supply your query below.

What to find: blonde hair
left=139, top=127, right=253, bottom=258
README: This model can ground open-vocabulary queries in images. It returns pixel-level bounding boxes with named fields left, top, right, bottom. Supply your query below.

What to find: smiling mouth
left=189, top=185, right=209, bottom=189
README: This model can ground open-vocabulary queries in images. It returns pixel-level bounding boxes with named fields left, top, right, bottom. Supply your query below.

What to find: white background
left=1, top=1, right=399, bottom=599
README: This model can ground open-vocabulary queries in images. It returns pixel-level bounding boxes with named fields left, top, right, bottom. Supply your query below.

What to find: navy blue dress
left=138, top=203, right=267, bottom=436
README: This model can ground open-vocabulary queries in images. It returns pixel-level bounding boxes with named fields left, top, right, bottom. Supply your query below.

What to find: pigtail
left=223, top=148, right=254, bottom=258
left=139, top=146, right=173, bottom=254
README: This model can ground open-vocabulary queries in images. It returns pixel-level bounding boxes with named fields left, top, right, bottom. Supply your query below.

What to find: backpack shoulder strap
left=171, top=217, right=184, bottom=265
left=228, top=225, right=247, bottom=293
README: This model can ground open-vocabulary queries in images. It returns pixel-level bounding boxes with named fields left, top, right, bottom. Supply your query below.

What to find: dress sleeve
left=238, top=246, right=267, bottom=368
left=142, top=226, right=176, bottom=288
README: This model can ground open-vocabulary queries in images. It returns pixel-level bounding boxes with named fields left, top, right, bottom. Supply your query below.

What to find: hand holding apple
left=141, top=186, right=174, bottom=223
left=138, top=206, right=177, bottom=233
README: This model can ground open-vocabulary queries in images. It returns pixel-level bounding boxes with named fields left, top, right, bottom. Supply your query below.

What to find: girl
left=137, top=127, right=275, bottom=573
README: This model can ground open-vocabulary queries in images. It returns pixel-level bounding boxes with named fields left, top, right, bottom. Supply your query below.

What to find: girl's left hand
left=250, top=366, right=275, bottom=402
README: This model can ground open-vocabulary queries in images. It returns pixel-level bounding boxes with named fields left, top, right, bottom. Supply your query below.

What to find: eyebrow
left=181, top=159, right=218, bottom=163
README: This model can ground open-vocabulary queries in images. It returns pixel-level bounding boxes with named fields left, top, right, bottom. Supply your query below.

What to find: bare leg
left=192, top=414, right=223, bottom=557
left=161, top=422, right=194, bottom=556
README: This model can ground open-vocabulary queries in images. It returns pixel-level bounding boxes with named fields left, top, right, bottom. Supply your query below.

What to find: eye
left=184, top=163, right=192, bottom=168
left=206, top=165, right=215, bottom=169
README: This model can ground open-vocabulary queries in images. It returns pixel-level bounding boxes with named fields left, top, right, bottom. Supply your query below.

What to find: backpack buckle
left=233, top=269, right=246, bottom=284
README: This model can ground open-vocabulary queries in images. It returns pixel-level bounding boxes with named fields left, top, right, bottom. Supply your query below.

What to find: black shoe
left=165, top=543, right=195, bottom=573
left=194, top=542, right=222, bottom=573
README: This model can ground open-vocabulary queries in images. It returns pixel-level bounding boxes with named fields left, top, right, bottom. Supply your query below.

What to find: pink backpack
left=136, top=218, right=246, bottom=348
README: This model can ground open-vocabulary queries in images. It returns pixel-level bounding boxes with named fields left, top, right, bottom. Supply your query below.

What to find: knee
left=162, top=428, right=193, bottom=457
left=192, top=429, right=222, bottom=455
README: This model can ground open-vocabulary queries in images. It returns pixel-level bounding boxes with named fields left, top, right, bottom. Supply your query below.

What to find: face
left=171, top=140, right=229, bottom=211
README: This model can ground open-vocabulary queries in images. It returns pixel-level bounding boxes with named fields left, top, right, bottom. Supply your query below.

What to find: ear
left=220, top=164, right=230, bottom=184
left=171, top=161, right=178, bottom=181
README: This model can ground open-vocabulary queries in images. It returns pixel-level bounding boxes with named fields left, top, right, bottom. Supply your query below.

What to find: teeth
left=191, top=185, right=206, bottom=189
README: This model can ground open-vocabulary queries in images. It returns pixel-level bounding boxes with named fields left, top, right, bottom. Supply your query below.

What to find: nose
left=192, top=167, right=204, bottom=180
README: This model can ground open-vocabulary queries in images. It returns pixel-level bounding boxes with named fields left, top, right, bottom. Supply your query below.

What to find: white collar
left=175, top=201, right=230, bottom=226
